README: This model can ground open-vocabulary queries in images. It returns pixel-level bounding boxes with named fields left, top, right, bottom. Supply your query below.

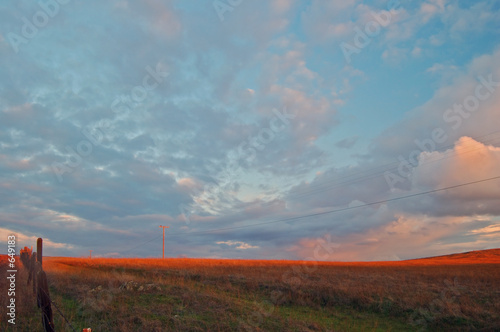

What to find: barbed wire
left=40, top=286, right=78, bottom=332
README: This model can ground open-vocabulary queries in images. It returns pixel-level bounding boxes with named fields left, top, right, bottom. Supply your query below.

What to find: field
left=1, top=250, right=500, bottom=331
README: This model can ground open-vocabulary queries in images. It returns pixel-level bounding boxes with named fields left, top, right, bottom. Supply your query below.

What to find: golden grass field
left=1, top=249, right=500, bottom=331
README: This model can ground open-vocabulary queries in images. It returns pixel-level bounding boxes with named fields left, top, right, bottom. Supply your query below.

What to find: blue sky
left=1, top=0, right=500, bottom=261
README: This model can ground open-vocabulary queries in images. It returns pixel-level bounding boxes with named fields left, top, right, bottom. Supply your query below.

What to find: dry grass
left=0, top=255, right=44, bottom=331
left=1, top=250, right=499, bottom=331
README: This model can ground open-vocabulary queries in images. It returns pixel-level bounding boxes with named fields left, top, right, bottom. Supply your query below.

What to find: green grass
left=275, top=305, right=417, bottom=331
left=6, top=256, right=498, bottom=331
left=45, top=265, right=418, bottom=331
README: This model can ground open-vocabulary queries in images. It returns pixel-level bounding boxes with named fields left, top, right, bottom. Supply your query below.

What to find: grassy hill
left=405, top=248, right=500, bottom=264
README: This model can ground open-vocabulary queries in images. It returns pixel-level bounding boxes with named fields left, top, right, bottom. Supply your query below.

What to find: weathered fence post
left=28, top=252, right=37, bottom=293
left=37, top=238, right=43, bottom=265
left=25, top=238, right=90, bottom=332
left=37, top=268, right=55, bottom=332
left=35, top=262, right=42, bottom=308
left=33, top=237, right=55, bottom=332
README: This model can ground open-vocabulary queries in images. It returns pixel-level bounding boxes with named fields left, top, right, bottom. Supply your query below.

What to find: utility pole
left=89, top=250, right=92, bottom=259
left=159, top=225, right=169, bottom=259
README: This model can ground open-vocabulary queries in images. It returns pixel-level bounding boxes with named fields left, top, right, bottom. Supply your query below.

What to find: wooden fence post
left=37, top=268, right=55, bottom=332
left=33, top=237, right=55, bottom=332
left=37, top=238, right=43, bottom=266
left=35, top=262, right=43, bottom=308
left=28, top=252, right=36, bottom=290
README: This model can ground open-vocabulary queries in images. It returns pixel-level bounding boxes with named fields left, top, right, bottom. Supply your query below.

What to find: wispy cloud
left=216, top=241, right=259, bottom=250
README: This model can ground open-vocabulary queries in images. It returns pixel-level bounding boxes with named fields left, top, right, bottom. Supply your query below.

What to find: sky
left=1, top=0, right=500, bottom=261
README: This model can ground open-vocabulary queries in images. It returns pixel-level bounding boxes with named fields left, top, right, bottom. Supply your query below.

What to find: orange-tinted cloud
left=292, top=215, right=499, bottom=261
left=414, top=136, right=500, bottom=200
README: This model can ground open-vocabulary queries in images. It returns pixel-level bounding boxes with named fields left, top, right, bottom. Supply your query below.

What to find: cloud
left=335, top=136, right=359, bottom=149
left=414, top=136, right=500, bottom=192
left=301, top=1, right=360, bottom=42
left=470, top=224, right=500, bottom=236
left=419, top=0, right=446, bottom=23
left=0, top=1, right=498, bottom=261
left=425, top=63, right=457, bottom=74
left=291, top=215, right=500, bottom=261
left=216, top=240, right=259, bottom=250
left=271, top=0, right=295, bottom=14
left=400, top=136, right=500, bottom=217
left=281, top=47, right=500, bottom=260
left=373, top=48, right=500, bottom=161
left=0, top=227, right=74, bottom=252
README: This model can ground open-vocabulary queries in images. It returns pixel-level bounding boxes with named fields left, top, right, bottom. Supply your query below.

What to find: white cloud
left=0, top=227, right=74, bottom=251
left=470, top=224, right=500, bottom=235
left=216, top=240, right=259, bottom=250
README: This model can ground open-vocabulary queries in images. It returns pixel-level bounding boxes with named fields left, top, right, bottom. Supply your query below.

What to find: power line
left=169, top=175, right=500, bottom=237
left=287, top=137, right=500, bottom=201
left=283, top=131, right=500, bottom=200
left=191, top=130, right=500, bottom=213
left=113, top=130, right=500, bottom=256
left=118, top=234, right=163, bottom=256
left=114, top=175, right=500, bottom=256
